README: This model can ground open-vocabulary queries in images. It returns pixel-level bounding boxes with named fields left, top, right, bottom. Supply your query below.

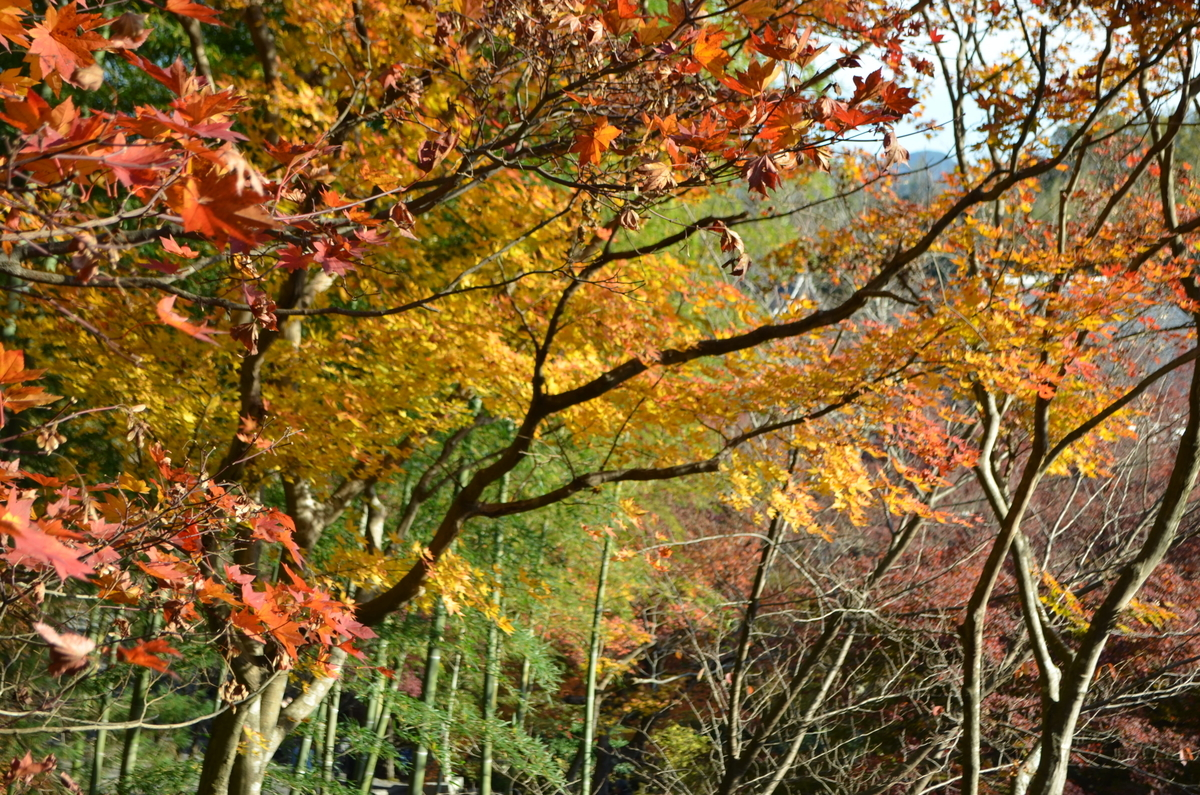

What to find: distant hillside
left=893, top=149, right=956, bottom=202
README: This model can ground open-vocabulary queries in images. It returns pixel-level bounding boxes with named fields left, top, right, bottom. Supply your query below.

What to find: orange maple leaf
left=165, top=166, right=276, bottom=245
left=3, top=751, right=57, bottom=786
left=26, top=2, right=107, bottom=83
left=570, top=118, right=621, bottom=168
left=117, top=638, right=182, bottom=673
left=0, top=343, right=58, bottom=425
left=0, top=0, right=31, bottom=49
left=165, top=0, right=223, bottom=25
left=693, top=26, right=732, bottom=77
left=722, top=58, right=780, bottom=96
left=250, top=510, right=305, bottom=565
left=155, top=296, right=220, bottom=344
left=5, top=523, right=94, bottom=580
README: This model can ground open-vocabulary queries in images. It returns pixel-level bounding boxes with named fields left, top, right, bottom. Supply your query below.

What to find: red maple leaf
left=1, top=490, right=93, bottom=581
left=251, top=510, right=305, bottom=565
left=829, top=104, right=882, bottom=131
left=117, top=52, right=199, bottom=97
left=26, top=2, right=107, bottom=84
left=743, top=154, right=781, bottom=197
left=312, top=235, right=363, bottom=276
left=416, top=129, right=457, bottom=173
left=880, top=82, right=919, bottom=116
left=849, top=68, right=886, bottom=106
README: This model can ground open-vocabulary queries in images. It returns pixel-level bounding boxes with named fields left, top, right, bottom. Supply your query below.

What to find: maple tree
left=0, top=0, right=1199, bottom=794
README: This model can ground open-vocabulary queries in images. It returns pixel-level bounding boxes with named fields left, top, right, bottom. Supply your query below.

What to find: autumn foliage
left=1, top=0, right=1200, bottom=794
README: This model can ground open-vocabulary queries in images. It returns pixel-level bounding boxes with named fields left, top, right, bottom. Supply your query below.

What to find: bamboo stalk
left=118, top=614, right=160, bottom=792
left=512, top=657, right=532, bottom=731
left=88, top=692, right=112, bottom=795
left=502, top=521, right=548, bottom=795
left=356, top=639, right=391, bottom=786
left=358, top=681, right=399, bottom=795
left=89, top=641, right=117, bottom=795
left=480, top=519, right=505, bottom=795
left=290, top=699, right=327, bottom=795
left=436, top=653, right=463, bottom=795
left=580, top=533, right=612, bottom=795
left=321, top=677, right=343, bottom=788
left=117, top=664, right=149, bottom=791
left=410, top=599, right=447, bottom=795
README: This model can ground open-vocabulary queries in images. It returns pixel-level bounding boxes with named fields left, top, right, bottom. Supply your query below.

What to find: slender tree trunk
left=480, top=518, right=507, bottom=795
left=726, top=510, right=785, bottom=761
left=757, top=628, right=856, bottom=795
left=365, top=484, right=388, bottom=553
left=119, top=614, right=161, bottom=792
left=179, top=15, right=213, bottom=83
left=321, top=677, right=344, bottom=788
left=1012, top=742, right=1041, bottom=795
left=438, top=654, right=463, bottom=795
left=1025, top=330, right=1200, bottom=795
left=411, top=599, right=447, bottom=795
left=288, top=700, right=322, bottom=795
left=959, top=389, right=1049, bottom=795
left=359, top=663, right=402, bottom=794
left=117, top=662, right=150, bottom=792
left=356, top=640, right=390, bottom=787
left=89, top=692, right=112, bottom=795
left=580, top=533, right=612, bottom=795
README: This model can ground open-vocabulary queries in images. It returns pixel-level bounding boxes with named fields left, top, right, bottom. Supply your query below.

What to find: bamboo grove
left=2, top=0, right=1200, bottom=794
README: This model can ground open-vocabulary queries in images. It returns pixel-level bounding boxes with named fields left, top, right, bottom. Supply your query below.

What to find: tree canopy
left=2, top=1, right=1200, bottom=794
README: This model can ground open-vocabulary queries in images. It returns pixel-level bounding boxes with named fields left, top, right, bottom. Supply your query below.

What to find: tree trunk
left=89, top=691, right=112, bottom=795
left=117, top=661, right=150, bottom=792
left=411, top=599, right=447, bottom=795
left=726, top=510, right=785, bottom=762
left=119, top=613, right=161, bottom=792
left=437, top=654, right=463, bottom=795
left=321, top=676, right=344, bottom=789
left=758, top=628, right=855, bottom=795
left=1025, top=331, right=1200, bottom=795
left=288, top=700, right=322, bottom=795
left=480, top=518, right=506, bottom=795
left=198, top=650, right=345, bottom=795
left=580, top=532, right=612, bottom=795
left=959, top=388, right=1049, bottom=795
left=356, top=640, right=391, bottom=788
